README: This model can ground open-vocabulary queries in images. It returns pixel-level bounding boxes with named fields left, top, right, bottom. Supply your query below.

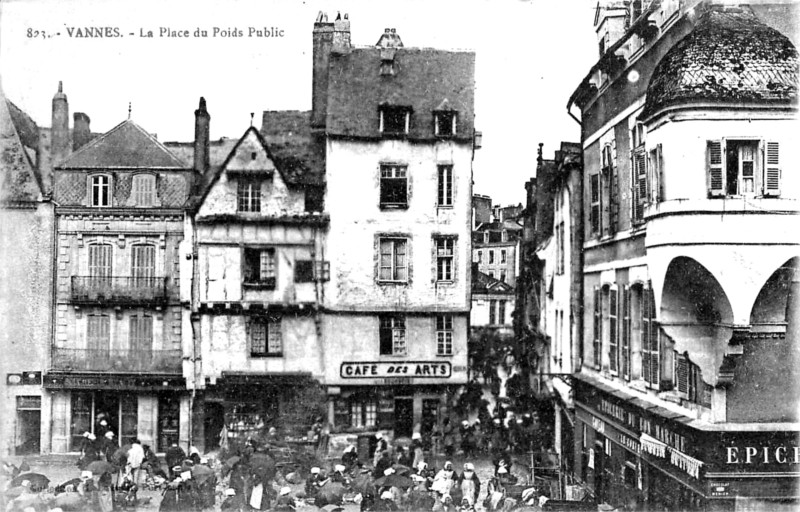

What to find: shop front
left=44, top=373, right=188, bottom=453
left=327, top=360, right=463, bottom=441
left=573, top=376, right=800, bottom=511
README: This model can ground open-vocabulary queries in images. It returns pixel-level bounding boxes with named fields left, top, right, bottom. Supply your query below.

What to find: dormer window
left=379, top=105, right=410, bottom=136
left=434, top=111, right=457, bottom=137
left=90, top=174, right=111, bottom=207
left=132, top=174, right=156, bottom=207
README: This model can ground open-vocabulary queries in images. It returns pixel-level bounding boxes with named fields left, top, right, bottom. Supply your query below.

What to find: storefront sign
left=45, top=374, right=185, bottom=391
left=725, top=446, right=800, bottom=465
left=592, top=416, right=605, bottom=434
left=340, top=361, right=451, bottom=379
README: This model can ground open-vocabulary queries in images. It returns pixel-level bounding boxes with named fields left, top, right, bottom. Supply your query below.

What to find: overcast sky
left=0, top=0, right=598, bottom=205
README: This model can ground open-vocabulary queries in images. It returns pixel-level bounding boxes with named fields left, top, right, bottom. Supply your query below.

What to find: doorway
left=15, top=397, right=41, bottom=455
left=204, top=402, right=225, bottom=452
left=394, top=398, right=414, bottom=438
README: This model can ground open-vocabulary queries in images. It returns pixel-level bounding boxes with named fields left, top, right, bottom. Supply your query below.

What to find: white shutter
left=764, top=141, right=781, bottom=197
left=707, top=140, right=725, bottom=197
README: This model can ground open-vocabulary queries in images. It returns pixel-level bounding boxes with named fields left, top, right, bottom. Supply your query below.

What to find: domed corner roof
left=641, top=7, right=799, bottom=120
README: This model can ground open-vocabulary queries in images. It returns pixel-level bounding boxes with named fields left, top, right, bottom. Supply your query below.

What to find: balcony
left=70, top=276, right=168, bottom=306
left=51, top=348, right=182, bottom=374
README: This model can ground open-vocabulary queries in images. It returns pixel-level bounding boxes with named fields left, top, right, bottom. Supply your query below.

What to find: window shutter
left=764, top=141, right=781, bottom=197
left=656, top=143, right=664, bottom=202
left=641, top=289, right=651, bottom=384
left=633, top=151, right=647, bottom=223
left=676, top=353, right=688, bottom=394
left=707, top=140, right=725, bottom=197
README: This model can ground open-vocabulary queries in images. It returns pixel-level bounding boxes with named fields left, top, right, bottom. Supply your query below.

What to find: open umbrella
left=391, top=463, right=412, bottom=475
left=86, top=460, right=117, bottom=476
left=191, top=464, right=215, bottom=484
left=373, top=473, right=413, bottom=489
left=351, top=472, right=375, bottom=495
left=9, top=472, right=50, bottom=491
left=316, top=481, right=346, bottom=507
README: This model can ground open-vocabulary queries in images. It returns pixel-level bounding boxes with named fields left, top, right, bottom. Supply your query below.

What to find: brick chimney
left=51, top=81, right=69, bottom=165
left=193, top=97, right=210, bottom=174
left=312, top=12, right=335, bottom=129
left=72, top=112, right=91, bottom=151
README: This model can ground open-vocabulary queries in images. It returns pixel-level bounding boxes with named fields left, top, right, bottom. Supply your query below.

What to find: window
left=593, top=287, right=601, bottom=369
left=632, top=149, right=647, bottom=224
left=132, top=174, right=156, bottom=206
left=498, top=300, right=506, bottom=325
left=351, top=400, right=378, bottom=428
left=621, top=286, right=631, bottom=380
left=489, top=250, right=495, bottom=264
left=648, top=144, right=663, bottom=203
left=250, top=317, right=282, bottom=356
left=500, top=271, right=507, bottom=283
left=437, top=165, right=453, bottom=206
left=489, top=300, right=497, bottom=325
left=603, top=142, right=620, bottom=233
left=87, top=314, right=110, bottom=352
left=501, top=250, right=507, bottom=264
left=88, top=244, right=112, bottom=283
left=434, top=111, right=457, bottom=137
left=379, top=106, right=410, bottom=135
left=556, top=220, right=565, bottom=275
left=237, top=178, right=261, bottom=212
left=477, top=250, right=483, bottom=263
left=379, top=238, right=408, bottom=282
left=294, top=260, right=331, bottom=283
left=590, top=173, right=601, bottom=235
left=380, top=164, right=408, bottom=208
left=436, top=315, right=453, bottom=355
left=379, top=315, right=406, bottom=355
left=294, top=260, right=314, bottom=283
left=708, top=139, right=780, bottom=198
left=435, top=237, right=454, bottom=282
left=243, top=248, right=276, bottom=288
left=131, top=244, right=155, bottom=280
left=90, top=175, right=111, bottom=207
left=129, top=315, right=153, bottom=354
left=609, top=288, right=618, bottom=374
left=641, top=288, right=659, bottom=388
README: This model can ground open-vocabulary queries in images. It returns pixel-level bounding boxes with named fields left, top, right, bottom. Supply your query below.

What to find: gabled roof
left=192, top=126, right=310, bottom=210
left=0, top=92, right=43, bottom=204
left=261, top=110, right=325, bottom=186
left=642, top=6, right=799, bottom=120
left=326, top=47, right=475, bottom=141
left=475, top=219, right=523, bottom=232
left=472, top=268, right=515, bottom=295
left=59, top=119, right=187, bottom=169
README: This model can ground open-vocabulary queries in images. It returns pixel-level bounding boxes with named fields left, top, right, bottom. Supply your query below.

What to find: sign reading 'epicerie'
left=340, top=361, right=451, bottom=379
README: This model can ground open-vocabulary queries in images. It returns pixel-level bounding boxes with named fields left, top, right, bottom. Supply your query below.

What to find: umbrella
left=373, top=473, right=413, bottom=489
left=9, top=472, right=50, bottom=491
left=316, top=481, right=346, bottom=507
left=191, top=464, right=215, bottom=484
left=351, top=473, right=374, bottom=495
left=391, top=463, right=412, bottom=475
left=86, top=460, right=117, bottom=476
left=112, top=444, right=131, bottom=466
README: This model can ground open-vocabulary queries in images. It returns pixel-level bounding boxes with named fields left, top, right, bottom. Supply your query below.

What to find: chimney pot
left=391, top=28, right=396, bottom=33
left=385, top=28, right=391, bottom=33
left=194, top=97, right=210, bottom=174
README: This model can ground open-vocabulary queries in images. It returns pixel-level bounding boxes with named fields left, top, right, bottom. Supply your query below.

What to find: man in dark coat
left=165, top=443, right=186, bottom=479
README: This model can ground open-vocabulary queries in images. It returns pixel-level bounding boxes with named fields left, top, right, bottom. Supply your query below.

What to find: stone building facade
left=45, top=94, right=191, bottom=453
left=567, top=1, right=799, bottom=509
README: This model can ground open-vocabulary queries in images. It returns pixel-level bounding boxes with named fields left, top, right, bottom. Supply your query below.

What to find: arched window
left=132, top=174, right=156, bottom=206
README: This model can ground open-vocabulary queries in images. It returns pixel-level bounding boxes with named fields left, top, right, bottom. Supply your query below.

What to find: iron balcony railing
left=51, top=348, right=182, bottom=373
left=70, top=276, right=169, bottom=305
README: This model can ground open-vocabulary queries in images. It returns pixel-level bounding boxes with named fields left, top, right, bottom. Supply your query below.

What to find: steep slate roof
left=0, top=93, right=43, bottom=204
left=472, top=268, right=515, bottom=295
left=326, top=47, right=475, bottom=141
left=642, top=6, right=799, bottom=119
left=261, top=110, right=325, bottom=186
left=59, top=119, right=187, bottom=168
left=164, top=137, right=239, bottom=174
